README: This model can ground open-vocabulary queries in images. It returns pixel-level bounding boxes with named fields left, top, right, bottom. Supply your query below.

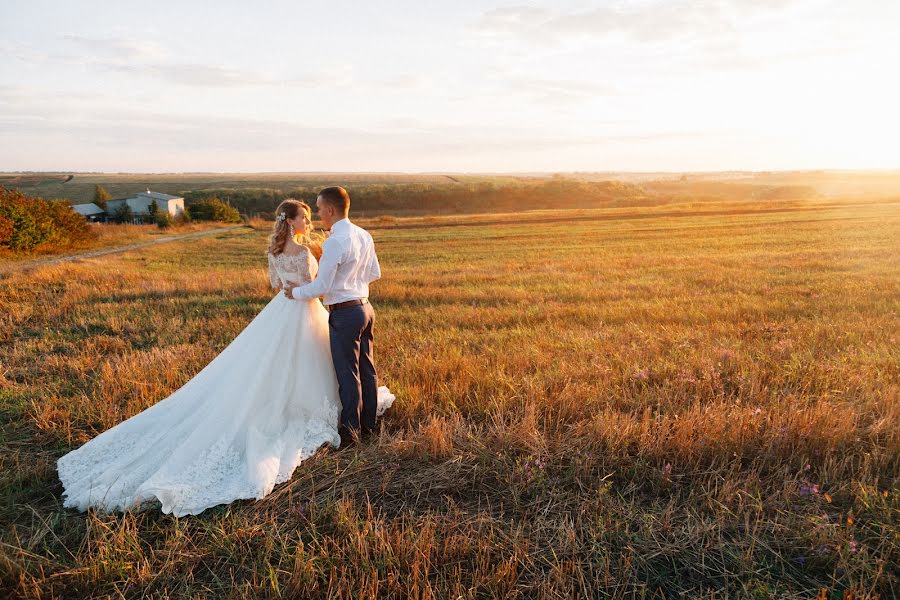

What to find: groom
left=284, top=186, right=382, bottom=444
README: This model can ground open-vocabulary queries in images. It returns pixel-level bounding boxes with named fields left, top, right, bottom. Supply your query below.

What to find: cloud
left=465, top=0, right=859, bottom=82
left=54, top=34, right=353, bottom=88
left=94, top=61, right=273, bottom=87
left=380, top=73, right=434, bottom=91
left=0, top=85, right=719, bottom=164
left=470, top=1, right=801, bottom=47
left=0, top=77, right=755, bottom=172
left=469, top=6, right=554, bottom=43
left=62, top=34, right=168, bottom=62
left=0, top=98, right=349, bottom=151
left=503, top=76, right=618, bottom=103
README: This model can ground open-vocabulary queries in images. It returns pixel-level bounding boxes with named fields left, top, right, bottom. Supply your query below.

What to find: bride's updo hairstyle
left=268, top=199, right=311, bottom=256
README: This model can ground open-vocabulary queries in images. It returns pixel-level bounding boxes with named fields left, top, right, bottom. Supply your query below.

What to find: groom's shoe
left=362, top=421, right=382, bottom=439
left=338, top=426, right=361, bottom=448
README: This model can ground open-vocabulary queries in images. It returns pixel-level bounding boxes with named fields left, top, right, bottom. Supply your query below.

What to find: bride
left=57, top=199, right=394, bottom=517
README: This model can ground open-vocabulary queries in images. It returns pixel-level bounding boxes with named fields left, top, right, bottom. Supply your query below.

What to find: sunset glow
left=2, top=0, right=899, bottom=172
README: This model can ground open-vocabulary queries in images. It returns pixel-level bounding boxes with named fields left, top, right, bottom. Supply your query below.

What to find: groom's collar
left=330, top=218, right=350, bottom=233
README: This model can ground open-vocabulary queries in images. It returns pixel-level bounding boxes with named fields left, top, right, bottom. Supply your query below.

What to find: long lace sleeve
left=267, top=253, right=280, bottom=289
left=304, top=246, right=317, bottom=283
left=291, top=237, right=341, bottom=299
left=290, top=245, right=314, bottom=285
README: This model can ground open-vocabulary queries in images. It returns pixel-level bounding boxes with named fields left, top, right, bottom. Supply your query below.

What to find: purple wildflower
left=799, top=483, right=819, bottom=497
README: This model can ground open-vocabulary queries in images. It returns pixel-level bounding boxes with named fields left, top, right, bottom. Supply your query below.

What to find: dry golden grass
left=0, top=198, right=897, bottom=598
left=0, top=221, right=240, bottom=267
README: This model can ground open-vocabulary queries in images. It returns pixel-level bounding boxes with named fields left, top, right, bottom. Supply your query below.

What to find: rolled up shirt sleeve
left=368, top=245, right=381, bottom=283
left=291, top=237, right=343, bottom=299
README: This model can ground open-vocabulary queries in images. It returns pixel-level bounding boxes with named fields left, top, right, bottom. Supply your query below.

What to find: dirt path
left=0, top=225, right=247, bottom=276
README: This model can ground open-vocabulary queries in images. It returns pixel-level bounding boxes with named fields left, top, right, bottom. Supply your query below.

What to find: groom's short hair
left=318, top=186, right=350, bottom=215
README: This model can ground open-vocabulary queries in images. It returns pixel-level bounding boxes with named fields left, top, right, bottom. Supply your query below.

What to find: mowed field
left=0, top=198, right=897, bottom=598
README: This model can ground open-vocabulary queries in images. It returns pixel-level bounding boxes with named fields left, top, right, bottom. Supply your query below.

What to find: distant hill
left=0, top=172, right=459, bottom=206
left=3, top=170, right=897, bottom=217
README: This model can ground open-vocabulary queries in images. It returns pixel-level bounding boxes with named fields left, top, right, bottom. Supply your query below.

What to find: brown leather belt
left=325, top=298, right=368, bottom=313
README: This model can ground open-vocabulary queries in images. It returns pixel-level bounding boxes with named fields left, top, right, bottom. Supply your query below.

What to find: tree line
left=182, top=178, right=652, bottom=218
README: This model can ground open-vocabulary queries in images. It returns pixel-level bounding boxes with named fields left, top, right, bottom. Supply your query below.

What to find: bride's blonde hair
left=267, top=199, right=324, bottom=259
left=268, top=199, right=310, bottom=256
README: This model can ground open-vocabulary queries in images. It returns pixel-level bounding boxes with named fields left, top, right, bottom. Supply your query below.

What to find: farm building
left=107, top=190, right=185, bottom=224
left=71, top=202, right=107, bottom=222
left=72, top=190, right=186, bottom=224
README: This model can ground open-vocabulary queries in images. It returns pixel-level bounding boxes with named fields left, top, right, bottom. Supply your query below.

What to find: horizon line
left=3, top=168, right=900, bottom=176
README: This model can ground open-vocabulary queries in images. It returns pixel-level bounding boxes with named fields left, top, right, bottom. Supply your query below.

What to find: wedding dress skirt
left=57, top=293, right=395, bottom=517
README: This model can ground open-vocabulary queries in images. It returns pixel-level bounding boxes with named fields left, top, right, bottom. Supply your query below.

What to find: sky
left=1, top=0, right=899, bottom=173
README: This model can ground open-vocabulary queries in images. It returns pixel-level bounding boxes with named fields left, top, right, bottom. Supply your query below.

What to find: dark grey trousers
left=328, top=302, right=377, bottom=432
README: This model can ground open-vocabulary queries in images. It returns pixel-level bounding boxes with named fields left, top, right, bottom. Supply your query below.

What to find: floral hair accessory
left=276, top=213, right=286, bottom=222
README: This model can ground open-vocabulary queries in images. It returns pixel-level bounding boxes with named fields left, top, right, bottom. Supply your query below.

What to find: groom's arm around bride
left=284, top=186, right=383, bottom=437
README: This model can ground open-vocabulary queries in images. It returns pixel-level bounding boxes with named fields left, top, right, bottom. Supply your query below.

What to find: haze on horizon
left=2, top=0, right=898, bottom=173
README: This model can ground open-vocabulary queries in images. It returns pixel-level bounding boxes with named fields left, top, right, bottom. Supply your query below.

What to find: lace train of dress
left=57, top=248, right=395, bottom=517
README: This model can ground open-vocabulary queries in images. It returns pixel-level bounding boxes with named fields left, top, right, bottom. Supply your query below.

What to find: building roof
left=105, top=199, right=128, bottom=210
left=107, top=197, right=153, bottom=215
left=71, top=202, right=106, bottom=216
left=136, top=190, right=183, bottom=201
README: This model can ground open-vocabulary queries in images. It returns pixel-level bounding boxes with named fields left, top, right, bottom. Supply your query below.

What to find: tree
left=113, top=203, right=134, bottom=224
left=147, top=199, right=159, bottom=219
left=0, top=187, right=97, bottom=251
left=186, top=197, right=241, bottom=222
left=93, top=184, right=111, bottom=210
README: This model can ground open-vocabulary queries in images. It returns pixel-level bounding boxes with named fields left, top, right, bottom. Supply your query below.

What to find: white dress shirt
left=291, top=218, right=381, bottom=305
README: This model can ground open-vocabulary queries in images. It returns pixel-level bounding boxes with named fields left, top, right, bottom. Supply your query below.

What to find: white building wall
left=166, top=199, right=185, bottom=216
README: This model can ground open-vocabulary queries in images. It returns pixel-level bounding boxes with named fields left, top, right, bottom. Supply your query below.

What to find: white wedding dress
left=57, top=246, right=395, bottom=517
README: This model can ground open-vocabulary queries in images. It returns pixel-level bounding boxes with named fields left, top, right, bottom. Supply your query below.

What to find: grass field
left=0, top=222, right=240, bottom=268
left=1, top=197, right=897, bottom=598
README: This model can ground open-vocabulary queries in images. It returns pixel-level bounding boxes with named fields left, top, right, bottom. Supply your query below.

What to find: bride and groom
left=57, top=186, right=395, bottom=517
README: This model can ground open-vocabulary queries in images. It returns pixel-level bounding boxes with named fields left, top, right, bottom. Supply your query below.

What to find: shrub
left=0, top=186, right=97, bottom=251
left=244, top=216, right=270, bottom=231
left=112, top=203, right=134, bottom=224
left=155, top=210, right=173, bottom=229
left=0, top=214, right=14, bottom=247
left=174, top=209, right=192, bottom=225
left=186, top=197, right=241, bottom=222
